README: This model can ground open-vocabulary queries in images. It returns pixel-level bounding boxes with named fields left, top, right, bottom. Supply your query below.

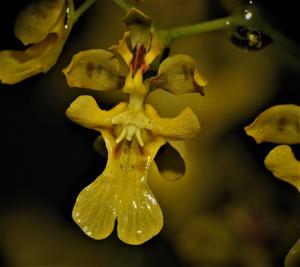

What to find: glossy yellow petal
left=285, top=238, right=300, bottom=267
left=264, top=145, right=300, bottom=191
left=151, top=54, right=207, bottom=96
left=72, top=169, right=118, bottom=240
left=65, top=95, right=127, bottom=130
left=110, top=31, right=132, bottom=66
left=0, top=34, right=57, bottom=84
left=145, top=32, right=163, bottom=66
left=145, top=104, right=201, bottom=140
left=154, top=142, right=185, bottom=181
left=73, top=129, right=165, bottom=245
left=63, top=49, right=126, bottom=91
left=14, top=0, right=65, bottom=45
left=244, top=104, right=300, bottom=144
left=0, top=0, right=74, bottom=84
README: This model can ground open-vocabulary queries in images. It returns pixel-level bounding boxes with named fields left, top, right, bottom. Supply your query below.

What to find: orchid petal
left=14, top=0, right=65, bottom=45
left=145, top=104, right=201, bottom=140
left=264, top=145, right=300, bottom=191
left=65, top=95, right=127, bottom=130
left=151, top=54, right=207, bottom=95
left=244, top=104, right=300, bottom=144
left=63, top=49, right=126, bottom=91
left=0, top=0, right=75, bottom=84
left=73, top=130, right=165, bottom=245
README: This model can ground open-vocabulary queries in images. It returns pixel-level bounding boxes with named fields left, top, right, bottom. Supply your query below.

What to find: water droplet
left=245, top=11, right=253, bottom=20
left=64, top=7, right=70, bottom=29
left=230, top=26, right=272, bottom=51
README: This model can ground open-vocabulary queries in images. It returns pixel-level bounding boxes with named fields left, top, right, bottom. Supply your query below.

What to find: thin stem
left=169, top=14, right=300, bottom=70
left=112, top=0, right=133, bottom=13
left=74, top=0, right=97, bottom=22
left=169, top=15, right=244, bottom=40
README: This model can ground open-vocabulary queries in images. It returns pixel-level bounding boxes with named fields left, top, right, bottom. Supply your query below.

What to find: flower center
left=112, top=93, right=151, bottom=147
left=131, top=44, right=148, bottom=74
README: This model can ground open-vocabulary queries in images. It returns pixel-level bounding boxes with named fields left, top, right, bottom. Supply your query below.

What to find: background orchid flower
left=285, top=238, right=300, bottom=267
left=64, top=8, right=206, bottom=244
left=245, top=104, right=300, bottom=191
left=0, top=0, right=75, bottom=84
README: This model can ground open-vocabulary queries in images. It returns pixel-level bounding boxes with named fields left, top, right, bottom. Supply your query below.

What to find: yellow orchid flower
left=64, top=8, right=206, bottom=244
left=245, top=104, right=300, bottom=191
left=0, top=0, right=75, bottom=84
left=66, top=94, right=200, bottom=245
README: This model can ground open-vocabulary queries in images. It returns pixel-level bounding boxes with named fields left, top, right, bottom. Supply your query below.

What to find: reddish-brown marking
left=277, top=117, right=287, bottom=132
left=113, top=143, right=122, bottom=158
left=131, top=45, right=147, bottom=74
left=136, top=160, right=147, bottom=172
left=182, top=65, right=191, bottom=81
left=86, top=62, right=95, bottom=77
left=96, top=64, right=104, bottom=74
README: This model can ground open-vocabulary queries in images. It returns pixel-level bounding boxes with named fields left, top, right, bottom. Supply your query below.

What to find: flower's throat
left=130, top=44, right=148, bottom=75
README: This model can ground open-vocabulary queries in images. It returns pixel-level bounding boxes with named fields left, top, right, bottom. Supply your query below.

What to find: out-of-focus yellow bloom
left=64, top=8, right=205, bottom=244
left=175, top=215, right=237, bottom=264
left=174, top=212, right=271, bottom=266
left=265, top=145, right=300, bottom=192
left=245, top=104, right=300, bottom=191
left=244, top=104, right=300, bottom=144
left=0, top=0, right=75, bottom=84
left=285, top=238, right=300, bottom=267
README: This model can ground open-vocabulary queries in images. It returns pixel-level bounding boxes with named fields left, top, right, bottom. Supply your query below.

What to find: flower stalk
left=74, top=0, right=97, bottom=22
left=112, top=0, right=133, bottom=13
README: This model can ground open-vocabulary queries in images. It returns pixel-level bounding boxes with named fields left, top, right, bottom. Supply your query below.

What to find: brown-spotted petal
left=63, top=49, right=126, bottom=91
left=145, top=104, right=201, bottom=140
left=65, top=95, right=127, bottom=130
left=264, top=145, right=300, bottom=192
left=151, top=54, right=207, bottom=96
left=244, top=104, right=300, bottom=144
left=154, top=142, right=185, bottom=181
left=14, top=0, right=65, bottom=45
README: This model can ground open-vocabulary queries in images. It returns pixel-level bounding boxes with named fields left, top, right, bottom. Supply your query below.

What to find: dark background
left=0, top=1, right=299, bottom=266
